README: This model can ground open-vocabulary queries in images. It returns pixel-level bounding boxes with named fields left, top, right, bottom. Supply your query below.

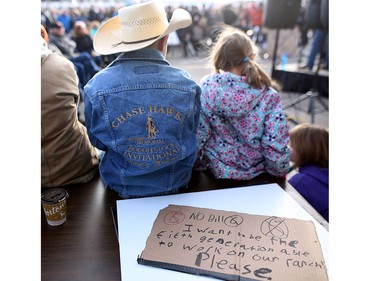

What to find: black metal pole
left=271, top=28, right=280, bottom=78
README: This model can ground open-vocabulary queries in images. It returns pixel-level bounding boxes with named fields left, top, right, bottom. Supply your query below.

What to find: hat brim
left=94, top=8, right=192, bottom=55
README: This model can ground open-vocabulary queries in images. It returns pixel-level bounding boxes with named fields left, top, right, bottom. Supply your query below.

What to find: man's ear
left=156, top=35, right=169, bottom=57
left=159, top=35, right=169, bottom=49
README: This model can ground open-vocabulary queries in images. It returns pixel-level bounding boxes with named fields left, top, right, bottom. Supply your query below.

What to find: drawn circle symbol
left=163, top=211, right=185, bottom=225
left=261, top=216, right=289, bottom=238
left=224, top=215, right=244, bottom=227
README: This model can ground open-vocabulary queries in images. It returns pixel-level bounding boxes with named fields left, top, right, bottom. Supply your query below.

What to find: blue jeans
left=307, top=29, right=328, bottom=69
left=70, top=52, right=102, bottom=86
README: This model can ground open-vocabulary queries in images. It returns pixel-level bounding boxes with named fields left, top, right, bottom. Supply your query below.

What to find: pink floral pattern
left=196, top=72, right=290, bottom=179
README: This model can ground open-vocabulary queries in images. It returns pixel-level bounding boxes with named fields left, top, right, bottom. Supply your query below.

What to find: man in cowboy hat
left=84, top=1, right=201, bottom=199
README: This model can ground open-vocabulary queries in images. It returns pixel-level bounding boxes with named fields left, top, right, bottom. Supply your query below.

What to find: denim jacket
left=84, top=48, right=201, bottom=198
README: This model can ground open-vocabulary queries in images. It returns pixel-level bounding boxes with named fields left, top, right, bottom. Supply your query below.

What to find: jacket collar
left=114, top=47, right=170, bottom=65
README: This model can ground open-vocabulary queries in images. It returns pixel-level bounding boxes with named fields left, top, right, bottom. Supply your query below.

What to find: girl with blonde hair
left=195, top=26, right=290, bottom=180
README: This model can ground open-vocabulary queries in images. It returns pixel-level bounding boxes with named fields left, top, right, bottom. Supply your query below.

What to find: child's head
left=210, top=26, right=271, bottom=89
left=289, top=123, right=329, bottom=168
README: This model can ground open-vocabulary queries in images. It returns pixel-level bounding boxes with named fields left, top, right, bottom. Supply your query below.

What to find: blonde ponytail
left=243, top=60, right=272, bottom=89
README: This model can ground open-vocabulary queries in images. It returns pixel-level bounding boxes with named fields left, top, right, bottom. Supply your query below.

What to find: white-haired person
left=84, top=1, right=201, bottom=199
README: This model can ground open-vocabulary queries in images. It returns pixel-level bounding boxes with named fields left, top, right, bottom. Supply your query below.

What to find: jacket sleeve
left=194, top=109, right=212, bottom=170
left=261, top=89, right=291, bottom=177
left=83, top=89, right=107, bottom=151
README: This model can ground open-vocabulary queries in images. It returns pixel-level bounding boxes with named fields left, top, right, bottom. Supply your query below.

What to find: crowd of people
left=41, top=1, right=329, bottom=221
left=42, top=2, right=268, bottom=58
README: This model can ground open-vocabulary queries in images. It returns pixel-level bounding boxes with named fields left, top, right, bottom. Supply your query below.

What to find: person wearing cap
left=48, top=20, right=102, bottom=87
left=84, top=1, right=201, bottom=199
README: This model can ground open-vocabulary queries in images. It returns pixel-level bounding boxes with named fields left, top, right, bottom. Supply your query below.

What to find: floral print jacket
left=195, top=71, right=290, bottom=179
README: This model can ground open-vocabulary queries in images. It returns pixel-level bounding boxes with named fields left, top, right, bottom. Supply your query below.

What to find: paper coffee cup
left=41, top=188, right=69, bottom=226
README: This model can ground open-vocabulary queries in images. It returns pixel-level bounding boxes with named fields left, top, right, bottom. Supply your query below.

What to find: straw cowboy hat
left=93, top=1, right=192, bottom=55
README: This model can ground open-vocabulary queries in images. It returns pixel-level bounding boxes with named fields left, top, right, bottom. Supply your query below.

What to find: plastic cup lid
left=41, top=188, right=69, bottom=205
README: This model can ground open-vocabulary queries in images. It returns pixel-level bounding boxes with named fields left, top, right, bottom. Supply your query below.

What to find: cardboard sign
left=138, top=204, right=328, bottom=281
